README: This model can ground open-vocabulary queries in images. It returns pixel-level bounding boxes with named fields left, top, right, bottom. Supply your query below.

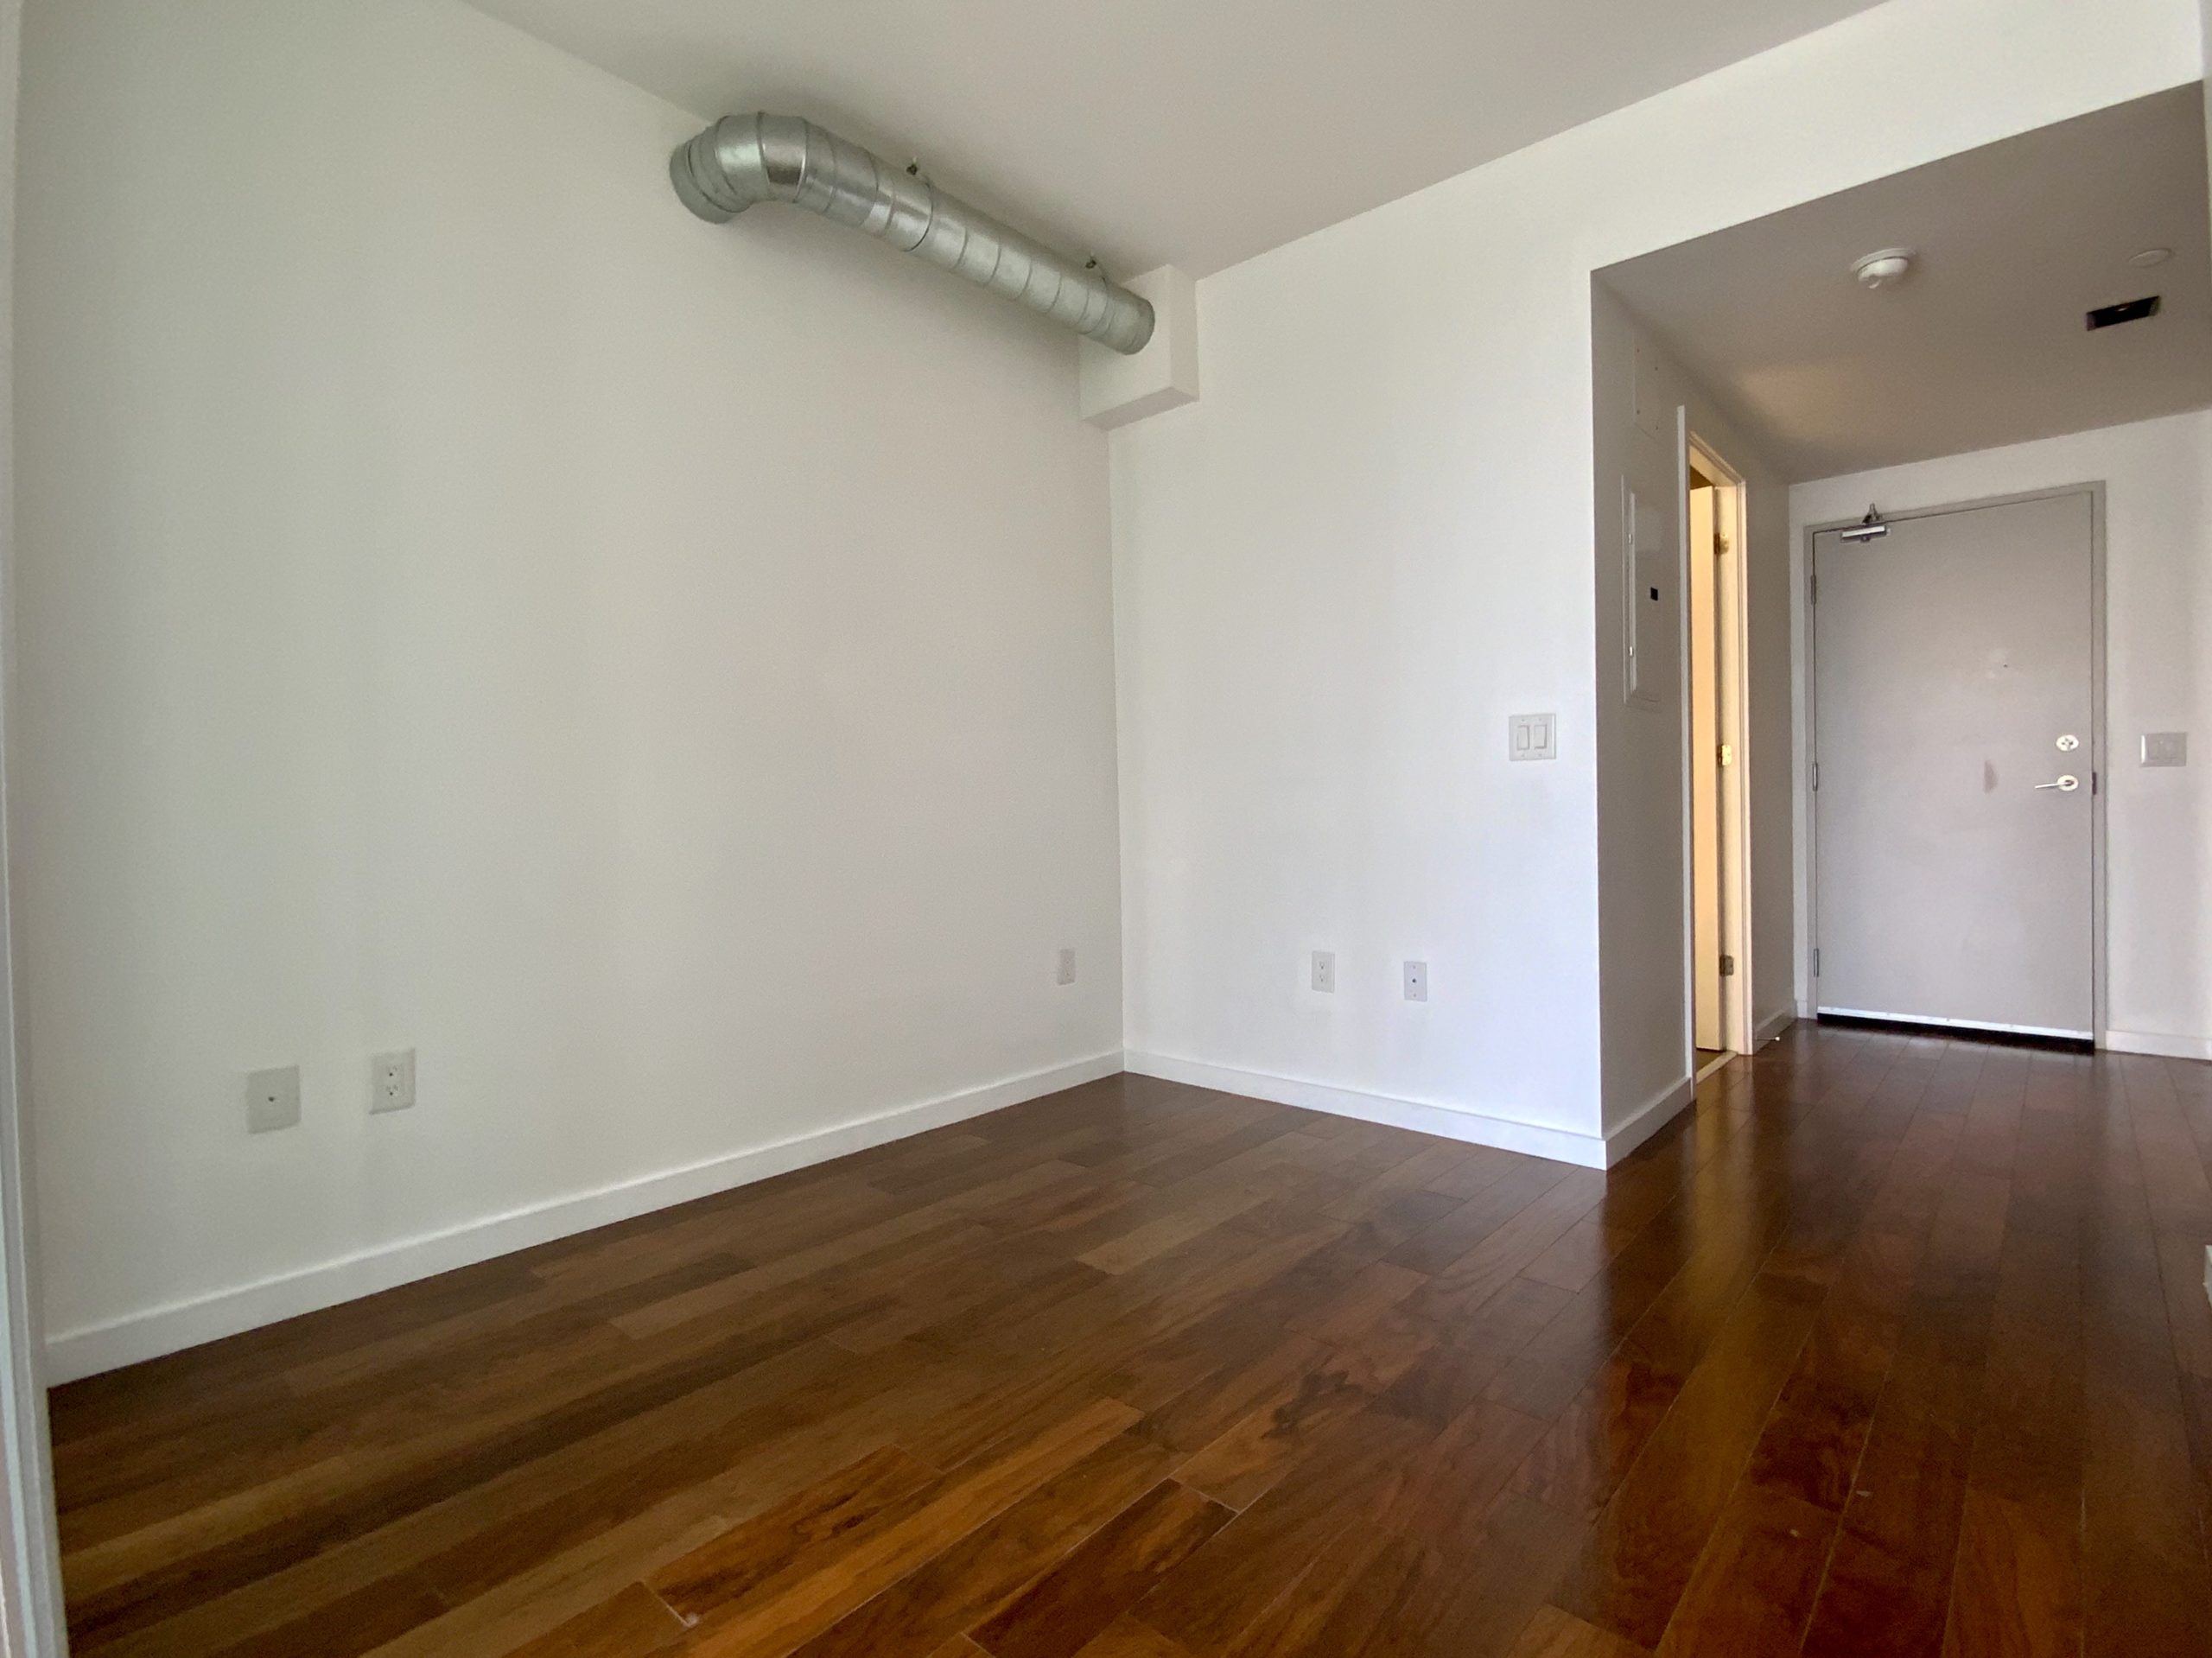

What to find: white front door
left=1812, top=491, right=2095, bottom=1039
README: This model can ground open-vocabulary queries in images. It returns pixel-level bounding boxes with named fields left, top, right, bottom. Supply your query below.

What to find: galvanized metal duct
left=671, top=112, right=1155, bottom=355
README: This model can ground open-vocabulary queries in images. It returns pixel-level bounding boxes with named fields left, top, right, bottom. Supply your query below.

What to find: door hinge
left=1810, top=760, right=1821, bottom=791
left=1718, top=742, right=1733, bottom=767
left=1813, top=948, right=1821, bottom=977
left=1719, top=954, right=1736, bottom=976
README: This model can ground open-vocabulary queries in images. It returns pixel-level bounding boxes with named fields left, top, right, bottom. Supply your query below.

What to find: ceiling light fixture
left=2130, top=247, right=2173, bottom=267
left=1851, top=248, right=1914, bottom=290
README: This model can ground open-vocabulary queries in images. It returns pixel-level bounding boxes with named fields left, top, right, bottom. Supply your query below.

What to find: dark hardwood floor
left=48, top=1023, right=2212, bottom=1656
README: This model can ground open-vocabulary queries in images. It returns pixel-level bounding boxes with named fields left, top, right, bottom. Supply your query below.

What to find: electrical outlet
left=1403, top=961, right=1428, bottom=1002
left=1057, top=948, right=1077, bottom=986
left=246, top=1066, right=300, bottom=1134
left=370, top=1049, right=416, bottom=1115
left=1311, top=950, right=1336, bottom=994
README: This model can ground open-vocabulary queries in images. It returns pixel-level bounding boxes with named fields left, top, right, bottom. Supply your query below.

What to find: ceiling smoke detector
left=1851, top=248, right=1915, bottom=290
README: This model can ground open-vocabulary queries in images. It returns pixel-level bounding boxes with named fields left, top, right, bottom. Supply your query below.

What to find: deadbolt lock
left=2056, top=734, right=2079, bottom=752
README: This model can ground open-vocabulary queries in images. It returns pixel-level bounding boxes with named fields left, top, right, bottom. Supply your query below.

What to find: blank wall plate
left=246, top=1066, right=300, bottom=1134
left=1057, top=948, right=1077, bottom=986
left=1510, top=713, right=1558, bottom=761
left=1403, top=961, right=1428, bottom=1002
left=371, top=1050, right=416, bottom=1115
left=2142, top=731, right=2187, bottom=766
left=1311, top=950, right=1336, bottom=994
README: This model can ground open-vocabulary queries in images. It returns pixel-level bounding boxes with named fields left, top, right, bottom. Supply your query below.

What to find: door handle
left=2034, top=775, right=2081, bottom=792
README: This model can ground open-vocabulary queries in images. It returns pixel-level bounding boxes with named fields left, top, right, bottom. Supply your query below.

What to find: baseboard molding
left=2102, top=1028, right=2212, bottom=1061
left=44, top=1049, right=1125, bottom=1383
left=1604, top=1074, right=1695, bottom=1166
left=1122, top=1051, right=1611, bottom=1169
left=1754, top=1007, right=1797, bottom=1045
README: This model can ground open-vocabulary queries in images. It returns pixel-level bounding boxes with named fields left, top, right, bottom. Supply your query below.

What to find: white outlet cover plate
left=371, top=1049, right=416, bottom=1115
left=247, top=1065, right=301, bottom=1134
left=1311, top=950, right=1335, bottom=993
left=1403, top=961, right=1428, bottom=1001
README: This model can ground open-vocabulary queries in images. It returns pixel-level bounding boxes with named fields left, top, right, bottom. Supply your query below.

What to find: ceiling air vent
left=2087, top=295, right=2161, bottom=330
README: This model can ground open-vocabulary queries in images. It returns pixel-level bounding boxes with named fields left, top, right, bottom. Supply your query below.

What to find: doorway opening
left=1686, top=435, right=1751, bottom=1075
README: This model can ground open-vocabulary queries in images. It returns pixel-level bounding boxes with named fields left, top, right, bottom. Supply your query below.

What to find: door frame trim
left=1681, top=427, right=1754, bottom=1060
left=1802, top=481, right=2107, bottom=1047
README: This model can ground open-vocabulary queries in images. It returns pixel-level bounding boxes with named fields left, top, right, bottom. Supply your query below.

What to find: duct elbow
left=669, top=114, right=788, bottom=223
left=669, top=124, right=742, bottom=222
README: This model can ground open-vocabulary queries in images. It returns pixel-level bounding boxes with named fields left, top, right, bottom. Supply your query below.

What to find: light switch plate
left=247, top=1065, right=300, bottom=1134
left=1510, top=713, right=1558, bottom=761
left=2142, top=731, right=2187, bottom=767
left=1056, top=948, right=1077, bottom=986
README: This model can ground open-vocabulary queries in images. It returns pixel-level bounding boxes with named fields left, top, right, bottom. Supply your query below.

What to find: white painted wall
left=1113, top=0, right=2199, bottom=1159
left=14, top=0, right=1124, bottom=1375
left=1791, top=412, right=2212, bottom=1057
left=1, top=0, right=67, bottom=1643
left=1590, top=289, right=1795, bottom=1137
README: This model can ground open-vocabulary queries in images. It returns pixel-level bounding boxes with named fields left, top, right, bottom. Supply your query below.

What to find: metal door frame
left=1803, top=482, right=2107, bottom=1045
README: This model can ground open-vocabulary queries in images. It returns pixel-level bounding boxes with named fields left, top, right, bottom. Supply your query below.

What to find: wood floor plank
left=1131, top=1405, right=1436, bottom=1654
left=658, top=1397, right=1139, bottom=1651
left=496, top=1583, right=686, bottom=1658
left=1503, top=1605, right=1651, bottom=1658
left=1648, top=1483, right=1834, bottom=1655
left=785, top=1427, right=1175, bottom=1658
left=1548, top=1272, right=1821, bottom=1648
left=1069, top=1617, right=1193, bottom=1658
left=971, top=1479, right=1230, bottom=1658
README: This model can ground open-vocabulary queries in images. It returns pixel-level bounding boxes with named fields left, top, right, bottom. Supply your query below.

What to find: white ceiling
left=464, top=0, right=1886, bottom=278
left=1599, top=86, right=2212, bottom=481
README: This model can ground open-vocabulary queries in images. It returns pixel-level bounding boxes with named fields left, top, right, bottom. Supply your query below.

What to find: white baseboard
left=1122, top=1051, right=1611, bottom=1169
left=1603, top=1074, right=1695, bottom=1166
left=43, top=1049, right=1125, bottom=1384
left=1755, top=1007, right=1797, bottom=1045
left=2102, top=1029, right=2212, bottom=1061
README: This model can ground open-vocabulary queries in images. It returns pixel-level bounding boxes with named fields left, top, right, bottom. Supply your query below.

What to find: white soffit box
left=1080, top=266, right=1198, bottom=429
